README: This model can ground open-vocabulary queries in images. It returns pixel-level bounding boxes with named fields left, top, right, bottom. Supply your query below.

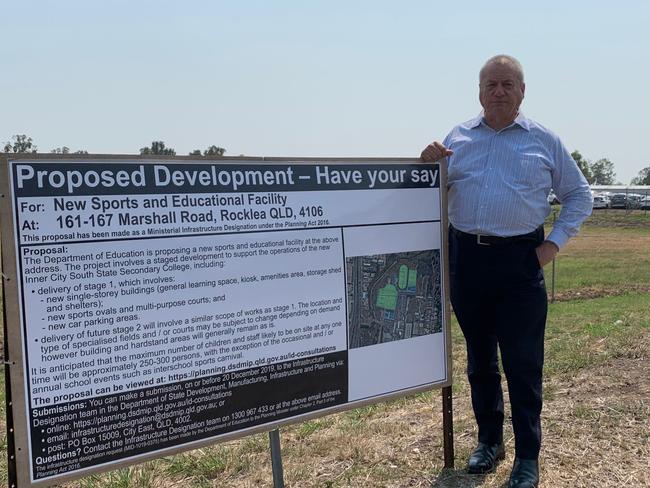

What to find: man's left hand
left=535, top=240, right=559, bottom=267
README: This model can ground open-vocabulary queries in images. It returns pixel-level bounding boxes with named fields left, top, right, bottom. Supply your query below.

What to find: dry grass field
left=1, top=210, right=648, bottom=487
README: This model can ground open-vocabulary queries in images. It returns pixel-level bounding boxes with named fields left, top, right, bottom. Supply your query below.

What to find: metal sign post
left=442, top=386, right=454, bottom=468
left=268, top=429, right=285, bottom=488
left=3, top=277, right=19, bottom=488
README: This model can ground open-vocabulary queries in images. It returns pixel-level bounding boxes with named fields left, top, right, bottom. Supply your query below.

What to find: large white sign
left=1, top=158, right=449, bottom=485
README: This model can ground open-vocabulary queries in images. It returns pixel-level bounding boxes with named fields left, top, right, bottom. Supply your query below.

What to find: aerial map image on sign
left=347, top=250, right=442, bottom=348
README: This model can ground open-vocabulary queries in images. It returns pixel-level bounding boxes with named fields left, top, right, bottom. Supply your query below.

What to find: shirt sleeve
left=546, top=138, right=593, bottom=248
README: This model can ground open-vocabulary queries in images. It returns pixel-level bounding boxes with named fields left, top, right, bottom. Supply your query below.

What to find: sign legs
left=442, top=386, right=454, bottom=468
left=269, top=429, right=285, bottom=488
left=267, top=389, right=454, bottom=487
left=4, top=296, right=18, bottom=488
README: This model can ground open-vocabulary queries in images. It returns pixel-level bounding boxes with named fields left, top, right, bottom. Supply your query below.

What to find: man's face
left=479, top=63, right=525, bottom=124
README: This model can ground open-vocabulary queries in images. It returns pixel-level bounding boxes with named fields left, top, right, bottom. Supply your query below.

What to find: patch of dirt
left=541, top=331, right=650, bottom=487
left=551, top=284, right=650, bottom=301
left=562, top=233, right=650, bottom=254
left=583, top=211, right=650, bottom=228
left=585, top=220, right=650, bottom=229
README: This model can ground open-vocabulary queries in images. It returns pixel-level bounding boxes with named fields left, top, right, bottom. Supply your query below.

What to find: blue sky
left=2, top=0, right=649, bottom=183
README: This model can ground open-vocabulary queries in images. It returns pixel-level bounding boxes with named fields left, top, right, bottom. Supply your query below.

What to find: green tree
left=189, top=145, right=226, bottom=157
left=571, top=150, right=594, bottom=184
left=631, top=167, right=650, bottom=185
left=590, top=158, right=616, bottom=185
left=140, top=141, right=176, bottom=156
left=51, top=147, right=88, bottom=154
left=203, top=145, right=225, bottom=156
left=3, top=134, right=38, bottom=153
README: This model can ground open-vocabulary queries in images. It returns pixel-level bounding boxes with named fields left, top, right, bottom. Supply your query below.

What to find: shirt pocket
left=513, top=155, right=551, bottom=190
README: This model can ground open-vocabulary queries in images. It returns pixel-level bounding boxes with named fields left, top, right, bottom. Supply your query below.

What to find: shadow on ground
left=430, top=468, right=504, bottom=488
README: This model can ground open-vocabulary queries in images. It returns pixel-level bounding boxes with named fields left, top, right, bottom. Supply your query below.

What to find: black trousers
left=449, top=226, right=547, bottom=460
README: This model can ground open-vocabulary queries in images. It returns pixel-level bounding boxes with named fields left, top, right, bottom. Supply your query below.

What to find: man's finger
left=420, top=146, right=437, bottom=161
left=421, top=142, right=453, bottom=162
left=434, top=142, right=454, bottom=158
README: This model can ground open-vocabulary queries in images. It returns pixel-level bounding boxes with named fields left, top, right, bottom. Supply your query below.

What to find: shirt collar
left=469, top=111, right=531, bottom=132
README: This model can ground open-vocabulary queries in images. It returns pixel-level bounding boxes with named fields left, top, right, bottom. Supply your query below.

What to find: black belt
left=450, top=225, right=542, bottom=246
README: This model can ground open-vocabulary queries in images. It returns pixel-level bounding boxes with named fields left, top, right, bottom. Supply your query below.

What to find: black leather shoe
left=508, top=458, right=539, bottom=488
left=467, top=442, right=505, bottom=474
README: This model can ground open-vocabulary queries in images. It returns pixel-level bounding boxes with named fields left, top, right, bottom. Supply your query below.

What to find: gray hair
left=479, top=55, right=525, bottom=84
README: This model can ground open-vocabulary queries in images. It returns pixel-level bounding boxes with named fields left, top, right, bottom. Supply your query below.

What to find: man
left=421, top=55, right=592, bottom=488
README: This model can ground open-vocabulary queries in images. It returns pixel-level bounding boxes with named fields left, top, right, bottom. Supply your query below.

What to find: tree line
left=2, top=135, right=226, bottom=159
left=570, top=150, right=649, bottom=185
left=3, top=134, right=649, bottom=185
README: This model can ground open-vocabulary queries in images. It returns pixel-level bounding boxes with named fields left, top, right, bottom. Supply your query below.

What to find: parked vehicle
left=639, top=196, right=650, bottom=210
left=592, top=194, right=610, bottom=209
left=610, top=193, right=629, bottom=209
left=610, top=193, right=642, bottom=209
left=547, top=190, right=559, bottom=205
left=629, top=194, right=645, bottom=208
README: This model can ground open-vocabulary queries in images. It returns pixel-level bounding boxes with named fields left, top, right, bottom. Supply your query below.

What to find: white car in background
left=592, top=194, right=610, bottom=209
left=640, top=196, right=650, bottom=210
